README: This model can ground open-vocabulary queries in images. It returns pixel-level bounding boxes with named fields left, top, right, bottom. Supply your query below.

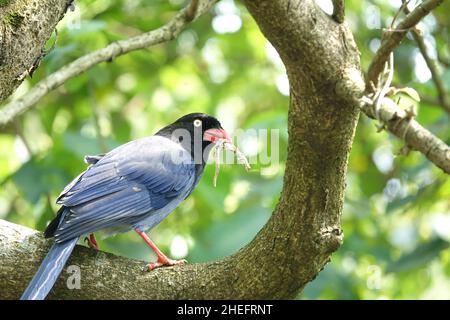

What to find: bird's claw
left=84, top=234, right=99, bottom=250
left=146, top=258, right=187, bottom=271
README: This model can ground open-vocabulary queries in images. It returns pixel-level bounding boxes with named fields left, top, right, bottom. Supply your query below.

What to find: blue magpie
left=20, top=113, right=231, bottom=300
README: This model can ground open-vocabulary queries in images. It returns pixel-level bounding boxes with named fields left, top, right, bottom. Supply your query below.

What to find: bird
left=20, top=113, right=231, bottom=300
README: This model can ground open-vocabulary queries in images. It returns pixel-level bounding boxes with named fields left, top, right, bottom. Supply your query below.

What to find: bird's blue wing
left=53, top=136, right=195, bottom=242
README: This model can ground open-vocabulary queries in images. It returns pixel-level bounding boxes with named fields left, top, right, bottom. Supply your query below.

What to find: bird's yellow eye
left=193, top=119, right=202, bottom=127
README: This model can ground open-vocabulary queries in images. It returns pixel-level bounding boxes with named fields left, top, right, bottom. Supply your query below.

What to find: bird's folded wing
left=53, top=136, right=195, bottom=242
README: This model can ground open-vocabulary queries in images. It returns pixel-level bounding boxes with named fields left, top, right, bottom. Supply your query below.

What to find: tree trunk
left=0, top=0, right=364, bottom=299
left=0, top=0, right=72, bottom=101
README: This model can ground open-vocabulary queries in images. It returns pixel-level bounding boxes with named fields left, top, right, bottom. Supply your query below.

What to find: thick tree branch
left=0, top=0, right=215, bottom=127
left=0, top=0, right=363, bottom=299
left=1, top=219, right=232, bottom=300
left=367, top=0, right=443, bottom=86
left=0, top=0, right=73, bottom=102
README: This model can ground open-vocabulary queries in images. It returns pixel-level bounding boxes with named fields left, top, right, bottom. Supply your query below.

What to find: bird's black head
left=156, top=113, right=230, bottom=163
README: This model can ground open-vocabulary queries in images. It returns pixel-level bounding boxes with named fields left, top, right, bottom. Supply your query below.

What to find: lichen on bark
left=0, top=0, right=72, bottom=101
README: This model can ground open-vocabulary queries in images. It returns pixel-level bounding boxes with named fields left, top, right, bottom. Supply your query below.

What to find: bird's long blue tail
left=20, top=237, right=78, bottom=300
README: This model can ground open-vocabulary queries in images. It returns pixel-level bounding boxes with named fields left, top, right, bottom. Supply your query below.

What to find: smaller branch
left=331, top=0, right=345, bottom=23
left=360, top=97, right=450, bottom=174
left=411, top=29, right=450, bottom=115
left=400, top=0, right=450, bottom=115
left=362, top=29, right=450, bottom=175
left=186, top=0, right=200, bottom=22
left=367, top=0, right=443, bottom=86
left=390, top=0, right=410, bottom=29
left=0, top=0, right=215, bottom=127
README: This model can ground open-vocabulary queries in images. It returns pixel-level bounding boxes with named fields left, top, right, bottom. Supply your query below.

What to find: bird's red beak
left=203, top=128, right=231, bottom=143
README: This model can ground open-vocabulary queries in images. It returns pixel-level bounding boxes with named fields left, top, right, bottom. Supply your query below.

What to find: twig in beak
left=212, top=139, right=251, bottom=187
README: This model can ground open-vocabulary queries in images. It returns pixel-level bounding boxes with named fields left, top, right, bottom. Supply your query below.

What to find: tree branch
left=0, top=0, right=73, bottom=102
left=367, top=0, right=443, bottom=87
left=406, top=13, right=450, bottom=115
left=331, top=0, right=345, bottom=23
left=411, top=30, right=450, bottom=114
left=0, top=0, right=215, bottom=127
left=361, top=0, right=450, bottom=175
left=185, top=0, right=200, bottom=22
left=1, top=219, right=234, bottom=300
left=360, top=98, right=450, bottom=174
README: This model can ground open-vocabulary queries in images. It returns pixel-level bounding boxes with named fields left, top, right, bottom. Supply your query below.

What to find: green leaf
left=396, top=87, right=421, bottom=102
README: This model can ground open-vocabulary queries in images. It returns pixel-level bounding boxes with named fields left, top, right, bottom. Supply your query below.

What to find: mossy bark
left=0, top=0, right=72, bottom=101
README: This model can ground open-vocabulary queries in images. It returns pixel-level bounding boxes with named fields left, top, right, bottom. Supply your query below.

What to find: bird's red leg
left=84, top=233, right=99, bottom=250
left=134, top=229, right=186, bottom=271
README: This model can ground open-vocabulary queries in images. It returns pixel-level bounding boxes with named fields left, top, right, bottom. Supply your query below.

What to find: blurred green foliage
left=1, top=0, right=449, bottom=299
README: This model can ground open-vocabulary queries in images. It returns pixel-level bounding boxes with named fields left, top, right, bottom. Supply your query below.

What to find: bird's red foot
left=135, top=229, right=187, bottom=271
left=147, top=258, right=187, bottom=271
left=84, top=233, right=99, bottom=250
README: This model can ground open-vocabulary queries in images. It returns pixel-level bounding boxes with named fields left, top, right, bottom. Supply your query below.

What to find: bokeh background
left=1, top=0, right=449, bottom=299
